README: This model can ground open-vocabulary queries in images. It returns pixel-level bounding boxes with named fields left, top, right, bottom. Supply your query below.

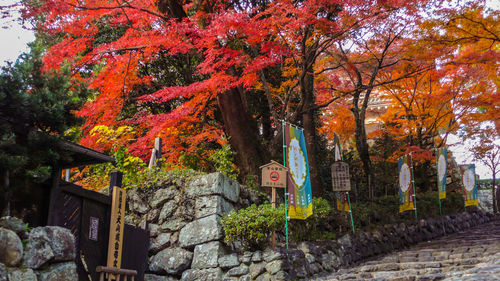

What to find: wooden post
left=107, top=187, right=126, bottom=280
left=259, top=161, right=287, bottom=249
left=154, top=137, right=162, bottom=163
left=149, top=137, right=162, bottom=170
left=271, top=187, right=276, bottom=248
left=108, top=171, right=123, bottom=196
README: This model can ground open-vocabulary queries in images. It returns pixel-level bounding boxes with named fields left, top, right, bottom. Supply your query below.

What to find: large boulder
left=0, top=216, right=26, bottom=238
left=36, top=262, right=78, bottom=281
left=150, top=233, right=172, bottom=254
left=219, top=253, right=240, bottom=270
left=195, top=195, right=234, bottom=219
left=0, top=263, right=6, bottom=281
left=181, top=268, right=223, bottom=281
left=149, top=247, right=193, bottom=276
left=179, top=215, right=223, bottom=248
left=158, top=200, right=178, bottom=223
left=151, top=187, right=177, bottom=209
left=0, top=227, right=23, bottom=266
left=23, top=226, right=75, bottom=269
left=144, top=274, right=177, bottom=281
left=192, top=241, right=225, bottom=269
left=128, top=188, right=149, bottom=214
left=161, top=218, right=188, bottom=232
left=7, top=268, right=37, bottom=281
left=185, top=173, right=240, bottom=203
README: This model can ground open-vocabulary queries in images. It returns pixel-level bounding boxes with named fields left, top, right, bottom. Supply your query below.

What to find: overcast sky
left=0, top=0, right=498, bottom=179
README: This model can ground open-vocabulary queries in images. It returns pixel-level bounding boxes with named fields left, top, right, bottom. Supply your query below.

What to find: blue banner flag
left=285, top=124, right=313, bottom=220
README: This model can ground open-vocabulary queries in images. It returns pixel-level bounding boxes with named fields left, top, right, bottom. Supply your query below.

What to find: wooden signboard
left=107, top=186, right=126, bottom=271
left=260, top=160, right=287, bottom=188
left=260, top=161, right=288, bottom=248
left=331, top=162, right=351, bottom=191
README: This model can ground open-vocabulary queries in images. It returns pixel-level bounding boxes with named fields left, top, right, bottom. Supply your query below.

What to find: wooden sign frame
left=331, top=161, right=351, bottom=191
left=260, top=160, right=288, bottom=188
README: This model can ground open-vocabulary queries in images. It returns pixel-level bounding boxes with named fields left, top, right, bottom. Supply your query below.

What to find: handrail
left=96, top=266, right=137, bottom=281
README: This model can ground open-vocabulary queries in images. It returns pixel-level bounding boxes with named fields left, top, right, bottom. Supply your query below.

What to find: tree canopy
left=3, top=0, right=497, bottom=196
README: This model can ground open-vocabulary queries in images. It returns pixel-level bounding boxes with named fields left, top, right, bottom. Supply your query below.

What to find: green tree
left=0, top=41, right=89, bottom=218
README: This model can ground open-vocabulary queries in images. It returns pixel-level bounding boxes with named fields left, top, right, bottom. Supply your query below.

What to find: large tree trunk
left=352, top=101, right=374, bottom=199
left=217, top=88, right=265, bottom=179
left=299, top=56, right=323, bottom=197
left=302, top=102, right=323, bottom=197
left=2, top=170, right=10, bottom=217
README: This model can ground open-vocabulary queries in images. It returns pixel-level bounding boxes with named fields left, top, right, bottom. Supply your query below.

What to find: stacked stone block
left=0, top=216, right=77, bottom=281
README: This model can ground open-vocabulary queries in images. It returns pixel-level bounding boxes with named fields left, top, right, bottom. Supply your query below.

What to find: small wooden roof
left=259, top=160, right=288, bottom=170
left=57, top=140, right=114, bottom=168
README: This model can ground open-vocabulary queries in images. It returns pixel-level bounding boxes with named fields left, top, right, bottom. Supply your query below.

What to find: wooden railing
left=96, top=266, right=137, bottom=281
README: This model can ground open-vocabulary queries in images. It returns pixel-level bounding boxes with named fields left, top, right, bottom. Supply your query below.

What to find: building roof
left=57, top=140, right=114, bottom=168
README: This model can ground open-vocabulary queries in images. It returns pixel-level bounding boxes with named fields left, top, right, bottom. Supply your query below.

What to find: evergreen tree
left=0, top=41, right=89, bottom=218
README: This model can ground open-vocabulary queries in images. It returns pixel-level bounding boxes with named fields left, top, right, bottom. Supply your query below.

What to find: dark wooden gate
left=48, top=181, right=149, bottom=281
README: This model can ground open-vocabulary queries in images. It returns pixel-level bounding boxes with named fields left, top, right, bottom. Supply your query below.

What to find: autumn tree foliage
left=424, top=3, right=499, bottom=133
left=13, top=0, right=497, bottom=198
left=318, top=0, right=498, bottom=196
left=16, top=0, right=438, bottom=196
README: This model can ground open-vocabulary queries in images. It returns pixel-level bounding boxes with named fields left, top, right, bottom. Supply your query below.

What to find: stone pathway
left=318, top=218, right=500, bottom=281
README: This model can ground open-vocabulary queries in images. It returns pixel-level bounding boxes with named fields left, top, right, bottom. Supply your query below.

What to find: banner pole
left=436, top=149, right=442, bottom=216
left=282, top=121, right=289, bottom=250
left=410, top=153, right=418, bottom=221
left=438, top=196, right=443, bottom=216
left=347, top=191, right=355, bottom=233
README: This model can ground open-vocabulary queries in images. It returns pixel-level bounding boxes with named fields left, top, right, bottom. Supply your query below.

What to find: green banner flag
left=285, top=124, right=313, bottom=220
left=436, top=148, right=448, bottom=199
left=399, top=155, right=415, bottom=213
left=461, top=164, right=478, bottom=207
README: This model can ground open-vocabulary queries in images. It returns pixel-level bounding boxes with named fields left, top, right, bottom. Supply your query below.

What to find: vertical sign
left=107, top=186, right=126, bottom=269
left=333, top=133, right=349, bottom=211
left=398, top=155, right=415, bottom=213
left=331, top=162, right=351, bottom=191
left=89, top=216, right=99, bottom=241
left=285, top=124, right=313, bottom=220
left=461, top=164, right=478, bottom=207
left=436, top=148, right=447, bottom=199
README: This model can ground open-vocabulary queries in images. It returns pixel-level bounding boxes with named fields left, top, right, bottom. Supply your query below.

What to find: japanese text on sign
left=331, top=162, right=351, bottom=191
left=89, top=216, right=99, bottom=241
left=107, top=187, right=126, bottom=269
left=260, top=161, right=287, bottom=188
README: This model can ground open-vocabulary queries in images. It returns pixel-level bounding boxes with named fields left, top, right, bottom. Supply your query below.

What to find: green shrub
left=289, top=197, right=334, bottom=241
left=221, top=203, right=285, bottom=249
left=351, top=191, right=465, bottom=231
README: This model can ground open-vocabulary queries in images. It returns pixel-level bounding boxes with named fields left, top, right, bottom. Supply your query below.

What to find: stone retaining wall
left=127, top=173, right=496, bottom=281
left=126, top=172, right=266, bottom=281
left=0, top=216, right=77, bottom=281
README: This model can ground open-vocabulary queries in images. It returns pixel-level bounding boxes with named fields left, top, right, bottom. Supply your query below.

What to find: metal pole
left=436, top=149, right=442, bottom=216
left=438, top=197, right=443, bottom=216
left=347, top=191, right=355, bottom=233
left=282, top=121, right=289, bottom=250
left=410, top=153, right=418, bottom=221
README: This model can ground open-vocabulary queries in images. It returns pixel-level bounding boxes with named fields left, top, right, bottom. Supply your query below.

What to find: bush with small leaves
left=221, top=203, right=285, bottom=249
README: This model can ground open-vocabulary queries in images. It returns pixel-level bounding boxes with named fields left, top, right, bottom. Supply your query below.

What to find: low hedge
left=221, top=191, right=468, bottom=248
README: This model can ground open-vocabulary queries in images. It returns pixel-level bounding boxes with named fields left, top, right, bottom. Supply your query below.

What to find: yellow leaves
left=89, top=125, right=137, bottom=152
